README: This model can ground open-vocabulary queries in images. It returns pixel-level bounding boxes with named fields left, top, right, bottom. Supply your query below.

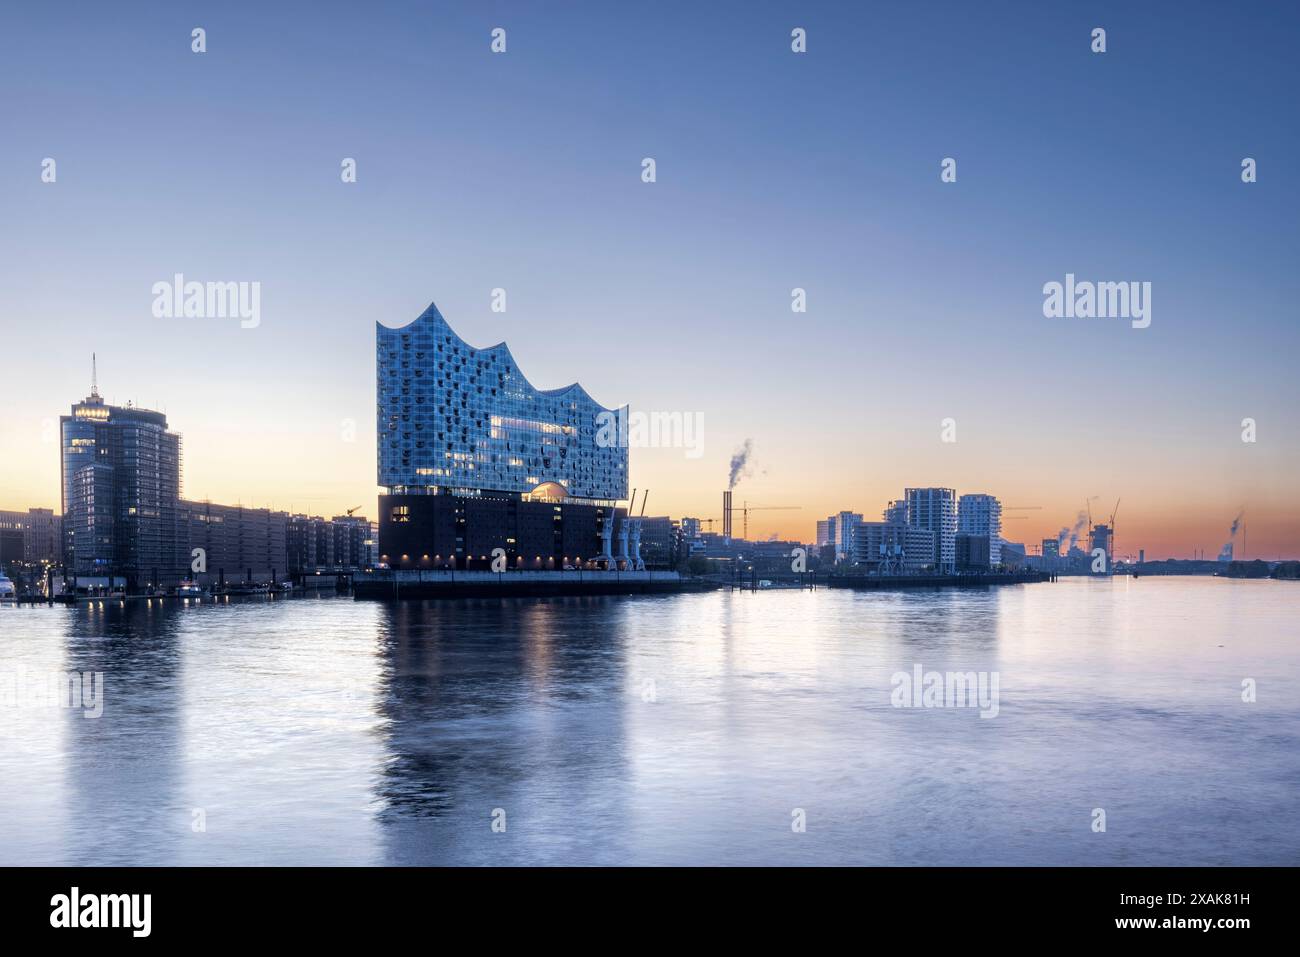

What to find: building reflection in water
left=58, top=599, right=186, bottom=864
left=372, top=596, right=636, bottom=864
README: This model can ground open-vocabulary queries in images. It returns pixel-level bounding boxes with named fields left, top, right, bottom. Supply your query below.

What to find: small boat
left=176, top=580, right=204, bottom=597
left=0, top=574, right=16, bottom=601
left=227, top=581, right=272, bottom=595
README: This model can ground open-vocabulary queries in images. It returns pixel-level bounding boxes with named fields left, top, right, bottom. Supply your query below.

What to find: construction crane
left=698, top=502, right=801, bottom=541
left=345, top=505, right=362, bottom=517
left=738, top=503, right=801, bottom=541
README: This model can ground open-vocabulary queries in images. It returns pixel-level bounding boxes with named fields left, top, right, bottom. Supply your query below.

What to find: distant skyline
left=2, top=1, right=1298, bottom=558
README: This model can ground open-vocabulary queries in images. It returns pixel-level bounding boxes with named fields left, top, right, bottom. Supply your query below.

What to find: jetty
left=353, top=568, right=710, bottom=600
left=828, top=570, right=1053, bottom=591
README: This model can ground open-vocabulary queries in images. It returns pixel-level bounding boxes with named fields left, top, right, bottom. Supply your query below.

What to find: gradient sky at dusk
left=2, top=1, right=1298, bottom=558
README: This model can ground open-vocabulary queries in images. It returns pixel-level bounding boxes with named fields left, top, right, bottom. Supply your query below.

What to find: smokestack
left=723, top=490, right=732, bottom=540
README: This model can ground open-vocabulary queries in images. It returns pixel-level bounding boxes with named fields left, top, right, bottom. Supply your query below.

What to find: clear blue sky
left=1, top=1, right=1297, bottom=556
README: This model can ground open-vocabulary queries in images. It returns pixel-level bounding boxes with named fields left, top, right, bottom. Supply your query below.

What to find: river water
left=1, top=577, right=1296, bottom=865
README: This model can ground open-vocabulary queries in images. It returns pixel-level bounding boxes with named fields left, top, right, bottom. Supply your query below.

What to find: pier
left=828, top=570, right=1054, bottom=591
left=353, top=568, right=708, bottom=600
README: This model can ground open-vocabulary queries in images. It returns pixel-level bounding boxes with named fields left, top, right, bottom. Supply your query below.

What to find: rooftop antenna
left=91, top=353, right=100, bottom=399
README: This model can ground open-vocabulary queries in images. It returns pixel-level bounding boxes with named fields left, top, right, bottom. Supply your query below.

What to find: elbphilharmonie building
left=376, top=303, right=630, bottom=569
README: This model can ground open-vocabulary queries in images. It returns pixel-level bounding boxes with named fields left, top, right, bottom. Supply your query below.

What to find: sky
left=1, top=1, right=1298, bottom=559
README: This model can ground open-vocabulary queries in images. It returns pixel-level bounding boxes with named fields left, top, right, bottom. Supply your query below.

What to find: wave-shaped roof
left=379, top=302, right=617, bottom=411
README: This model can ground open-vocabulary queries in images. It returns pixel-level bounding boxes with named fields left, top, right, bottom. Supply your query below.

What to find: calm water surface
left=1, top=577, right=1297, bottom=865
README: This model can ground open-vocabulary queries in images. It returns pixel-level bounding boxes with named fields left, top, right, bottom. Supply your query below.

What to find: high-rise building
left=905, top=487, right=957, bottom=574
left=819, top=512, right=863, bottom=562
left=834, top=511, right=864, bottom=563
left=60, top=371, right=181, bottom=586
left=958, top=493, right=1002, bottom=566
left=376, top=303, right=630, bottom=569
left=1090, top=523, right=1114, bottom=572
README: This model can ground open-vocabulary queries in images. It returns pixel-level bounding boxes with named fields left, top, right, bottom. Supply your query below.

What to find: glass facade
left=377, top=303, right=628, bottom=501
left=60, top=393, right=181, bottom=582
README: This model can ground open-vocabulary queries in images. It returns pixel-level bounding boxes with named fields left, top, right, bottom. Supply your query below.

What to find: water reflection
left=59, top=600, right=186, bottom=865
left=373, top=597, right=634, bottom=864
left=2, top=580, right=1298, bottom=865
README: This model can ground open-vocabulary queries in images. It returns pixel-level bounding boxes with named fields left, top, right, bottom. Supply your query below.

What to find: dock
left=353, top=568, right=709, bottom=600
left=828, top=570, right=1054, bottom=591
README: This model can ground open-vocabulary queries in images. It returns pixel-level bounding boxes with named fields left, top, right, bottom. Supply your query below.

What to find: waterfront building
left=852, top=522, right=936, bottom=571
left=1089, top=523, right=1115, bottom=571
left=636, top=516, right=679, bottom=568
left=176, top=501, right=290, bottom=583
left=958, top=493, right=1002, bottom=566
left=330, top=514, right=373, bottom=570
left=955, top=533, right=991, bottom=571
left=904, top=488, right=957, bottom=574
left=55, top=368, right=374, bottom=590
left=819, top=512, right=864, bottom=563
left=834, top=512, right=864, bottom=563
left=376, top=303, right=629, bottom=569
left=0, top=508, right=63, bottom=569
left=60, top=376, right=181, bottom=586
left=0, top=514, right=23, bottom=574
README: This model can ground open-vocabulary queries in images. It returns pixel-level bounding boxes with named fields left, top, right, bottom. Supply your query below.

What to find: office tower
left=60, top=367, right=181, bottom=587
